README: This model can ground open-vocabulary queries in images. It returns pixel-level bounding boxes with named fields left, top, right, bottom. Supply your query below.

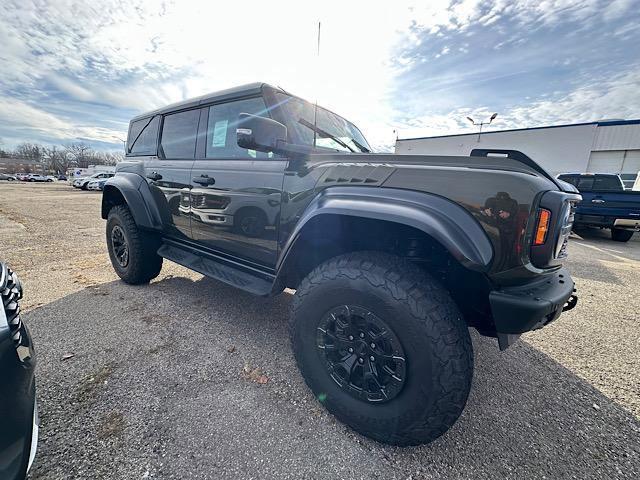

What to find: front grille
left=1, top=262, right=32, bottom=363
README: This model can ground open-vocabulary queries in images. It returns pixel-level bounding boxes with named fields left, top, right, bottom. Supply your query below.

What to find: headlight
left=554, top=201, right=575, bottom=259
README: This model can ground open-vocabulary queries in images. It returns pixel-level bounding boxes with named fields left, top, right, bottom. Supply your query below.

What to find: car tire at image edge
left=290, top=251, right=474, bottom=446
left=106, top=205, right=163, bottom=284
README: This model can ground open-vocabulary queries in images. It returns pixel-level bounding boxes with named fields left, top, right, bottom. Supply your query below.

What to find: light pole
left=466, top=113, right=498, bottom=142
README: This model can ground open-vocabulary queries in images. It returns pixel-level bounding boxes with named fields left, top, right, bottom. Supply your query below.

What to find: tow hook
left=563, top=289, right=578, bottom=312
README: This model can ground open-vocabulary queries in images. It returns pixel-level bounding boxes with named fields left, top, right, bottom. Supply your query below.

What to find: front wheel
left=611, top=228, right=634, bottom=242
left=290, top=252, right=473, bottom=446
left=106, top=205, right=163, bottom=284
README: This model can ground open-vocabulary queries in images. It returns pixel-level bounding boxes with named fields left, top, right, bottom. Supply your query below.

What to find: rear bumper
left=489, top=267, right=577, bottom=349
left=575, top=213, right=640, bottom=230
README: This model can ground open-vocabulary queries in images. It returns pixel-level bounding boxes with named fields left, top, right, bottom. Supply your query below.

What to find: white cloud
left=396, top=67, right=640, bottom=140
left=0, top=0, right=637, bottom=148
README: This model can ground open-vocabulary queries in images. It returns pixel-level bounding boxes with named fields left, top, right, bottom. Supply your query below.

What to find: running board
left=157, top=243, right=273, bottom=296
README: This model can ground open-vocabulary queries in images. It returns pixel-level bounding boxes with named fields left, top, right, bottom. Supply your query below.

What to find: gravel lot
left=1, top=182, right=639, bottom=480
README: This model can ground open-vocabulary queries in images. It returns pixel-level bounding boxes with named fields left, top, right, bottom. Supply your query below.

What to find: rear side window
left=128, top=116, right=160, bottom=155
left=160, top=109, right=200, bottom=159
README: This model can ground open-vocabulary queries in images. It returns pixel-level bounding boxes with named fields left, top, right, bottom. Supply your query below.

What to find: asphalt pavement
left=0, top=182, right=638, bottom=480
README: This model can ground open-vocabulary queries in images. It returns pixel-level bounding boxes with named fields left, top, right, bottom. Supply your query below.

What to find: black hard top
left=130, top=82, right=277, bottom=122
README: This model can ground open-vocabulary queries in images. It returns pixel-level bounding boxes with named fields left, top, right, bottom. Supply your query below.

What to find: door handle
left=193, top=175, right=215, bottom=186
left=591, top=198, right=605, bottom=204
left=147, top=172, right=162, bottom=181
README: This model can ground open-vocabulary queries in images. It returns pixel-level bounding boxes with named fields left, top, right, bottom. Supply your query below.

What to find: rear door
left=189, top=96, right=287, bottom=268
left=142, top=109, right=200, bottom=240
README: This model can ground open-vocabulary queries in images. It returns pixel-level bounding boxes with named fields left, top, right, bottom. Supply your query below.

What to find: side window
left=128, top=116, right=160, bottom=155
left=160, top=109, right=200, bottom=159
left=206, top=97, right=273, bottom=159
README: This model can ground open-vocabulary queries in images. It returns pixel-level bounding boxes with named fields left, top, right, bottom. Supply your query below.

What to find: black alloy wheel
left=110, top=225, right=129, bottom=267
left=317, top=305, right=406, bottom=403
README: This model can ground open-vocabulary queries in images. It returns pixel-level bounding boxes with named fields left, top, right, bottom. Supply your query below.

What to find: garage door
left=622, top=150, right=640, bottom=173
left=587, top=151, right=624, bottom=173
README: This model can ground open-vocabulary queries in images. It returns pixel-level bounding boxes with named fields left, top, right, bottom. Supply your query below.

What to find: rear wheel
left=290, top=252, right=473, bottom=446
left=611, top=228, right=633, bottom=242
left=106, top=205, right=163, bottom=284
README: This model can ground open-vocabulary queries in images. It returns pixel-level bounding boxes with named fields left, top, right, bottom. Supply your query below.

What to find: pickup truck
left=557, top=173, right=640, bottom=242
left=102, top=83, right=580, bottom=446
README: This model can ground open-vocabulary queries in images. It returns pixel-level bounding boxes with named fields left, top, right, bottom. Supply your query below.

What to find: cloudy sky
left=0, top=0, right=638, bottom=152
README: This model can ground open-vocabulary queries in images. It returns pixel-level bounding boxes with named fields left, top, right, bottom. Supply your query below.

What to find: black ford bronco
left=103, top=83, right=580, bottom=446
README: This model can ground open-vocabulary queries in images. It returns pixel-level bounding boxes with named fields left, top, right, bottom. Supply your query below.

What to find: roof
left=131, top=82, right=274, bottom=121
left=398, top=118, right=640, bottom=142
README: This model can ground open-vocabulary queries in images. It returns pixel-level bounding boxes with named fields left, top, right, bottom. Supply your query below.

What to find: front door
left=189, top=97, right=287, bottom=269
left=144, top=108, right=200, bottom=240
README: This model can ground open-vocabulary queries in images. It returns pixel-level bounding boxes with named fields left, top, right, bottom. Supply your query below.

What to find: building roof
left=0, top=157, right=40, bottom=165
left=398, top=118, right=640, bottom=142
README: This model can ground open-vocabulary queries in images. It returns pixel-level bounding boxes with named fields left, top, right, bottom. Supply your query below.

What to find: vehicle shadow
left=26, top=275, right=640, bottom=480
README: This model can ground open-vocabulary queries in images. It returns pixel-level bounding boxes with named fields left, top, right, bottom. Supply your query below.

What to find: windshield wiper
left=350, top=138, right=370, bottom=153
left=298, top=118, right=355, bottom=152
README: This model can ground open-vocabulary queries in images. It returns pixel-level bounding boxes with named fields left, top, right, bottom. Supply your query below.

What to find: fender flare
left=276, top=186, right=494, bottom=275
left=101, top=173, right=163, bottom=230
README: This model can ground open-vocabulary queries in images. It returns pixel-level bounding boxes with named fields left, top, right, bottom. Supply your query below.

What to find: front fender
left=277, top=186, right=494, bottom=273
left=101, top=173, right=163, bottom=230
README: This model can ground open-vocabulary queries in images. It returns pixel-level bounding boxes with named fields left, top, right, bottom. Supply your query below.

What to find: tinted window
left=593, top=175, right=622, bottom=191
left=206, top=97, right=273, bottom=159
left=576, top=177, right=595, bottom=191
left=558, top=175, right=578, bottom=186
left=128, top=116, right=160, bottom=155
left=160, top=109, right=200, bottom=159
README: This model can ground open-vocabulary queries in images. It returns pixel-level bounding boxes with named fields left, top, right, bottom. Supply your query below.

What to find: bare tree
left=65, top=142, right=93, bottom=168
left=44, top=146, right=72, bottom=174
left=15, top=143, right=44, bottom=161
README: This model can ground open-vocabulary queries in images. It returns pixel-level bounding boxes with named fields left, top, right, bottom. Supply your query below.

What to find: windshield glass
left=273, top=92, right=372, bottom=153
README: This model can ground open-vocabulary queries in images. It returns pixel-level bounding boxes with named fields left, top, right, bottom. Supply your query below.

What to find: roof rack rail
left=470, top=148, right=559, bottom=186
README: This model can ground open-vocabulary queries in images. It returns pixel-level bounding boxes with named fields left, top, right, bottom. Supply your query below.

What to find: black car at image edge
left=0, top=262, right=38, bottom=480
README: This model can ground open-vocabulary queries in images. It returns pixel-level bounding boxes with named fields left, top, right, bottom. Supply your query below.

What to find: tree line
left=0, top=141, right=124, bottom=174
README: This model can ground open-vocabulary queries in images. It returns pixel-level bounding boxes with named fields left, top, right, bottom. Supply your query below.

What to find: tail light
left=533, top=209, right=551, bottom=245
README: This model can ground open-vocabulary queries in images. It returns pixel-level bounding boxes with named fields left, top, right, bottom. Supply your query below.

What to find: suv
left=102, top=83, right=580, bottom=446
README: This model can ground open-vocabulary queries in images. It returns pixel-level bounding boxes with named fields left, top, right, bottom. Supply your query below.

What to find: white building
left=395, top=119, right=640, bottom=188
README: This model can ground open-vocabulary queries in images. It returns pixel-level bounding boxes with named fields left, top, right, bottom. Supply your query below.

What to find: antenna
left=313, top=21, right=321, bottom=148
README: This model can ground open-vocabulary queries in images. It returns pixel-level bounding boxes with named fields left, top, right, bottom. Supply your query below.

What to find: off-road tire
left=290, top=251, right=473, bottom=446
left=611, top=228, right=633, bottom=242
left=106, top=205, right=163, bottom=284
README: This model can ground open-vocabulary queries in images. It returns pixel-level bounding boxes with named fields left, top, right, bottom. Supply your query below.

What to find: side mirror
left=237, top=113, right=287, bottom=153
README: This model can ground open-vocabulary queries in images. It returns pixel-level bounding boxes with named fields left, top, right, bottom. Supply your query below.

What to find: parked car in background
left=0, top=174, right=17, bottom=181
left=57, top=174, right=67, bottom=181
left=0, top=261, right=38, bottom=480
left=74, top=172, right=114, bottom=190
left=26, top=174, right=52, bottom=183
left=16, top=173, right=30, bottom=181
left=558, top=173, right=640, bottom=241
left=87, top=178, right=109, bottom=191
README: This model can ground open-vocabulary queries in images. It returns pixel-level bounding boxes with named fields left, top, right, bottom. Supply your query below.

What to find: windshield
left=273, top=92, right=372, bottom=153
